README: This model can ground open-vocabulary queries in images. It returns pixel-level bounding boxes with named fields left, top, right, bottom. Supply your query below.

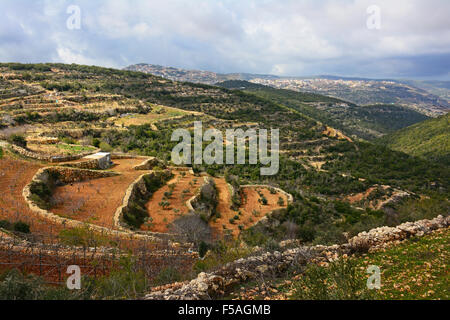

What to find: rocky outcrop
left=144, top=215, right=449, bottom=300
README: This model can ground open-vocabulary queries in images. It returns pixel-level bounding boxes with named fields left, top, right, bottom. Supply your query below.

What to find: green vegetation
left=218, top=81, right=430, bottom=140
left=58, top=227, right=117, bottom=248
left=56, top=143, right=97, bottom=154
left=1, top=62, right=448, bottom=249
left=0, top=219, right=31, bottom=234
left=228, top=228, right=449, bottom=300
left=378, top=113, right=450, bottom=165
left=289, top=259, right=376, bottom=300
left=8, top=134, right=27, bottom=148
left=289, top=228, right=450, bottom=300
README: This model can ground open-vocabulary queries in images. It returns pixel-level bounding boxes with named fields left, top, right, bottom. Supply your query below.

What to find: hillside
left=217, top=80, right=430, bottom=140
left=250, top=77, right=449, bottom=117
left=125, top=64, right=449, bottom=117
left=0, top=63, right=448, bottom=300
left=226, top=225, right=449, bottom=300
left=378, top=113, right=450, bottom=165
left=124, top=63, right=278, bottom=85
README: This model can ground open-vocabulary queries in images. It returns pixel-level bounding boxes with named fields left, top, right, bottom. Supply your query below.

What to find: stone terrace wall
left=186, top=177, right=218, bottom=221
left=23, top=166, right=170, bottom=243
left=113, top=170, right=181, bottom=242
left=62, top=159, right=101, bottom=170
left=6, top=141, right=100, bottom=163
left=144, top=215, right=449, bottom=300
left=133, top=157, right=166, bottom=170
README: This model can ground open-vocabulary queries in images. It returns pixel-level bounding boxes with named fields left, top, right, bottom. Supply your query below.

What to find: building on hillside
left=84, top=152, right=112, bottom=170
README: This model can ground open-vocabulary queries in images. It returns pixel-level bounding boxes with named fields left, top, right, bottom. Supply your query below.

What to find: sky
left=1, top=0, right=449, bottom=79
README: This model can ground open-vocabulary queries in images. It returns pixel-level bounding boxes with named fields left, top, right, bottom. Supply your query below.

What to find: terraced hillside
left=217, top=80, right=430, bottom=140
left=0, top=63, right=448, bottom=299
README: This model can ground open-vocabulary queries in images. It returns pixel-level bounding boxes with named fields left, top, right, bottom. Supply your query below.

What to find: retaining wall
left=23, top=166, right=171, bottom=243
left=144, top=215, right=449, bottom=300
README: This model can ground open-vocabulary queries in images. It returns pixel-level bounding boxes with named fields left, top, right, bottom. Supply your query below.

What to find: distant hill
left=378, top=113, right=450, bottom=165
left=124, top=64, right=278, bottom=85
left=125, top=64, right=449, bottom=117
left=249, top=77, right=449, bottom=117
left=217, top=80, right=430, bottom=140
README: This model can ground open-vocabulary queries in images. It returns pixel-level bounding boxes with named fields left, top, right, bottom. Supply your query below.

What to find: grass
left=112, top=105, right=189, bottom=127
left=226, top=228, right=449, bottom=300
left=353, top=227, right=449, bottom=300
left=56, top=143, right=97, bottom=154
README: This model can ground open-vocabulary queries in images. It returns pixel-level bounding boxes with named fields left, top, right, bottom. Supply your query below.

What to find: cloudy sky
left=1, top=0, right=449, bottom=79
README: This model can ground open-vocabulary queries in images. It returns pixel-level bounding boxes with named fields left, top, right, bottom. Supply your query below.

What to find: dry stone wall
left=187, top=177, right=218, bottom=220
left=144, top=215, right=449, bottom=300
left=4, top=141, right=100, bottom=163
left=112, top=170, right=181, bottom=242
left=23, top=166, right=171, bottom=243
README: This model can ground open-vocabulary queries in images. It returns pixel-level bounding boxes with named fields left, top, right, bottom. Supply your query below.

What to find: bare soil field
left=0, top=155, right=63, bottom=235
left=50, top=158, right=146, bottom=228
left=142, top=170, right=202, bottom=233
left=210, top=179, right=288, bottom=238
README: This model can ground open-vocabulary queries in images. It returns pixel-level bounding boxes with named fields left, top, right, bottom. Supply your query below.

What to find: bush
left=0, top=146, right=3, bottom=159
left=290, top=259, right=376, bottom=300
left=123, top=201, right=148, bottom=229
left=13, top=221, right=30, bottom=234
left=0, top=220, right=12, bottom=230
left=58, top=227, right=114, bottom=247
left=99, top=141, right=112, bottom=152
left=198, top=241, right=209, bottom=258
left=153, top=267, right=182, bottom=286
left=0, top=269, right=80, bottom=300
left=8, top=134, right=27, bottom=148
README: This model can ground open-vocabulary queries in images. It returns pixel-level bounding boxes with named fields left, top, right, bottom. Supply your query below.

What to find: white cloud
left=0, top=0, right=449, bottom=78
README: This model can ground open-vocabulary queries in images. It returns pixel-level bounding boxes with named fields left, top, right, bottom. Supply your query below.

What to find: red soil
left=142, top=170, right=202, bottom=233
left=50, top=158, right=146, bottom=228
left=210, top=180, right=288, bottom=238
left=0, top=155, right=63, bottom=235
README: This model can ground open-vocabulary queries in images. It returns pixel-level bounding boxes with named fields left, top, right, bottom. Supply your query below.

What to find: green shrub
left=0, top=220, right=12, bottom=230
left=0, top=146, right=3, bottom=159
left=198, top=241, right=209, bottom=258
left=92, top=138, right=101, bottom=148
left=8, top=134, right=27, bottom=148
left=13, top=221, right=30, bottom=234
left=153, top=267, right=182, bottom=286
left=290, top=259, right=376, bottom=300
left=59, top=227, right=114, bottom=247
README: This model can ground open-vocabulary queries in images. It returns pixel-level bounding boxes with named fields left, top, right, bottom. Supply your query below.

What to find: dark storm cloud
left=0, top=0, right=449, bottom=79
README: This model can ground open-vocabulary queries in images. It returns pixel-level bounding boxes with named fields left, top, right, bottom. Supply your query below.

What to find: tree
left=169, top=214, right=211, bottom=245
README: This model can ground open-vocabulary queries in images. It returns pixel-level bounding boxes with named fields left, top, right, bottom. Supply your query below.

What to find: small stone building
left=84, top=152, right=112, bottom=170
